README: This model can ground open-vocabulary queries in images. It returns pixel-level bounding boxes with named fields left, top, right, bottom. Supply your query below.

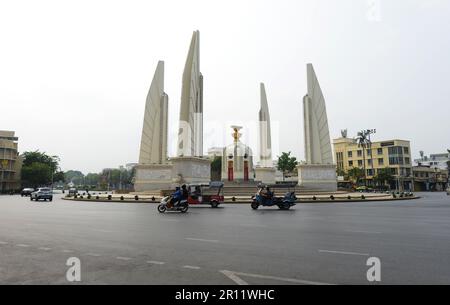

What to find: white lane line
left=94, top=229, right=114, bottom=233
left=16, top=244, right=31, bottom=248
left=116, top=256, right=132, bottom=261
left=346, top=230, right=382, bottom=234
left=147, top=261, right=165, bottom=265
left=62, top=250, right=74, bottom=253
left=38, top=247, right=52, bottom=251
left=86, top=253, right=102, bottom=257
left=220, top=270, right=249, bottom=285
left=183, top=265, right=201, bottom=270
left=220, top=270, right=333, bottom=286
left=185, top=238, right=219, bottom=243
left=318, top=249, right=370, bottom=256
left=0, top=241, right=8, bottom=245
left=240, top=224, right=267, bottom=228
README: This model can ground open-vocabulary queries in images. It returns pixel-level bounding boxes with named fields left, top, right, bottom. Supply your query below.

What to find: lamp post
left=366, top=129, right=376, bottom=187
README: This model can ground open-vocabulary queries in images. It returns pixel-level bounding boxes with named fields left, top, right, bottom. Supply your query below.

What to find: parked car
left=68, top=188, right=77, bottom=196
left=21, top=188, right=35, bottom=197
left=30, top=188, right=53, bottom=202
left=356, top=186, right=374, bottom=193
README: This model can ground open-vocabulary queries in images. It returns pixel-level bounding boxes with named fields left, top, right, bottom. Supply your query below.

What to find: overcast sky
left=1, top=0, right=449, bottom=174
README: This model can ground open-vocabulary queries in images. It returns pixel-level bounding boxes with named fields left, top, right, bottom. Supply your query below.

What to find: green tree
left=21, top=151, right=60, bottom=188
left=356, top=131, right=371, bottom=186
left=374, top=167, right=394, bottom=189
left=85, top=173, right=100, bottom=188
left=277, top=152, right=298, bottom=181
left=64, top=170, right=85, bottom=185
left=53, top=171, right=65, bottom=183
left=21, top=163, right=52, bottom=188
left=348, top=167, right=365, bottom=185
left=210, top=156, right=222, bottom=181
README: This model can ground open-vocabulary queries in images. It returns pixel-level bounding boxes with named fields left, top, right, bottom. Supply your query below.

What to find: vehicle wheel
left=49, top=197, right=53, bottom=202
left=30, top=197, right=33, bottom=201
left=210, top=201, right=219, bottom=208
left=44, top=198, right=47, bottom=202
left=180, top=205, right=189, bottom=213
left=251, top=201, right=259, bottom=210
left=157, top=204, right=167, bottom=213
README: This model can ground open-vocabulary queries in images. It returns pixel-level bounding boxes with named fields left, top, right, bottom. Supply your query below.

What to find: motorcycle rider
left=173, top=184, right=189, bottom=207
left=170, top=187, right=182, bottom=208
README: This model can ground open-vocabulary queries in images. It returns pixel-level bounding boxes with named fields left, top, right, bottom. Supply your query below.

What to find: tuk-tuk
left=187, top=181, right=224, bottom=208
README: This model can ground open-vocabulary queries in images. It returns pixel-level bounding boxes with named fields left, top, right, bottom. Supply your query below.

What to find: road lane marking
left=38, top=247, right=52, bottom=251
left=240, top=224, right=267, bottom=228
left=220, top=270, right=333, bottom=285
left=220, top=270, right=249, bottom=285
left=147, top=261, right=165, bottom=265
left=16, top=244, right=31, bottom=248
left=183, top=265, right=201, bottom=270
left=86, top=253, right=101, bottom=257
left=62, top=250, right=74, bottom=253
left=116, top=257, right=132, bottom=261
left=345, top=230, right=382, bottom=234
left=0, top=241, right=8, bottom=245
left=185, top=238, right=219, bottom=243
left=94, top=229, right=114, bottom=233
left=318, top=250, right=370, bottom=256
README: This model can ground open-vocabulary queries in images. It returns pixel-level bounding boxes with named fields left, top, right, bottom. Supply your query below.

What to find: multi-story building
left=414, top=152, right=450, bottom=170
left=412, top=165, right=448, bottom=191
left=333, top=137, right=413, bottom=191
left=0, top=130, right=22, bottom=193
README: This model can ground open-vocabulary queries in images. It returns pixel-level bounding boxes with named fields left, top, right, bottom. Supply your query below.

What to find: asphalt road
left=0, top=192, right=450, bottom=285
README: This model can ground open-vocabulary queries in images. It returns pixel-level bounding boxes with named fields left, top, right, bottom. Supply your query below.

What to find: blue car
left=251, top=186, right=297, bottom=210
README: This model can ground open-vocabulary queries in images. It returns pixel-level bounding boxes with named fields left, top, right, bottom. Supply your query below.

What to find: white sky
left=1, top=0, right=449, bottom=173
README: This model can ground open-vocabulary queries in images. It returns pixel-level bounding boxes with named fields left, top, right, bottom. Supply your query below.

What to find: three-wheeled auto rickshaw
left=187, top=181, right=225, bottom=208
left=251, top=183, right=297, bottom=210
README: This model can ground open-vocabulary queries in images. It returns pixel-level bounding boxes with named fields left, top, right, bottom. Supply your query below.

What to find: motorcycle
left=251, top=186, right=297, bottom=210
left=158, top=196, right=189, bottom=213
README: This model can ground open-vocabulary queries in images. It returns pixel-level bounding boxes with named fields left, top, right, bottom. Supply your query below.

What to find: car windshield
left=40, top=188, right=51, bottom=192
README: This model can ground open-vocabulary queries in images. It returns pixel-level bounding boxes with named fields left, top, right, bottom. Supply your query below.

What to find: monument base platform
left=134, top=164, right=173, bottom=192
left=170, top=157, right=211, bottom=187
left=255, top=167, right=276, bottom=185
left=297, top=164, right=337, bottom=192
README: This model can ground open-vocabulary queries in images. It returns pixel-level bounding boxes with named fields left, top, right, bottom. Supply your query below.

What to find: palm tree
left=356, top=130, right=370, bottom=187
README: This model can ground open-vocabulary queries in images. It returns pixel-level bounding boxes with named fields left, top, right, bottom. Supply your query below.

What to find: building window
left=358, top=160, right=363, bottom=167
left=367, top=169, right=374, bottom=176
left=357, top=150, right=362, bottom=157
left=404, top=147, right=409, bottom=154
left=405, top=157, right=410, bottom=165
left=349, top=160, right=353, bottom=167
left=378, top=158, right=384, bottom=166
left=389, top=157, right=398, bottom=165
left=368, top=159, right=372, bottom=166
left=367, top=149, right=372, bottom=156
left=377, top=148, right=383, bottom=155
left=348, top=151, right=353, bottom=158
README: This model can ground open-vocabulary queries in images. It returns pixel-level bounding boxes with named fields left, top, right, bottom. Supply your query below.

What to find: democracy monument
left=134, top=30, right=337, bottom=193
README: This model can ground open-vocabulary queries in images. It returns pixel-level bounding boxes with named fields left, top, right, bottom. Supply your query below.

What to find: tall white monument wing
left=259, top=83, right=273, bottom=167
left=303, top=64, right=333, bottom=164
left=139, top=61, right=169, bottom=165
left=178, top=30, right=203, bottom=157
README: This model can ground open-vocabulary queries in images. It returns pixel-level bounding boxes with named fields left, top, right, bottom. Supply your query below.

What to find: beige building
left=0, top=131, right=22, bottom=193
left=413, top=165, right=448, bottom=191
left=333, top=137, right=413, bottom=191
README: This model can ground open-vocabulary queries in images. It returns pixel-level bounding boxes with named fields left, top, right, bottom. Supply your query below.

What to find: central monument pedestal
left=170, top=157, right=211, bottom=186
left=255, top=167, right=276, bottom=185
left=134, top=164, right=173, bottom=192
left=297, top=164, right=337, bottom=192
